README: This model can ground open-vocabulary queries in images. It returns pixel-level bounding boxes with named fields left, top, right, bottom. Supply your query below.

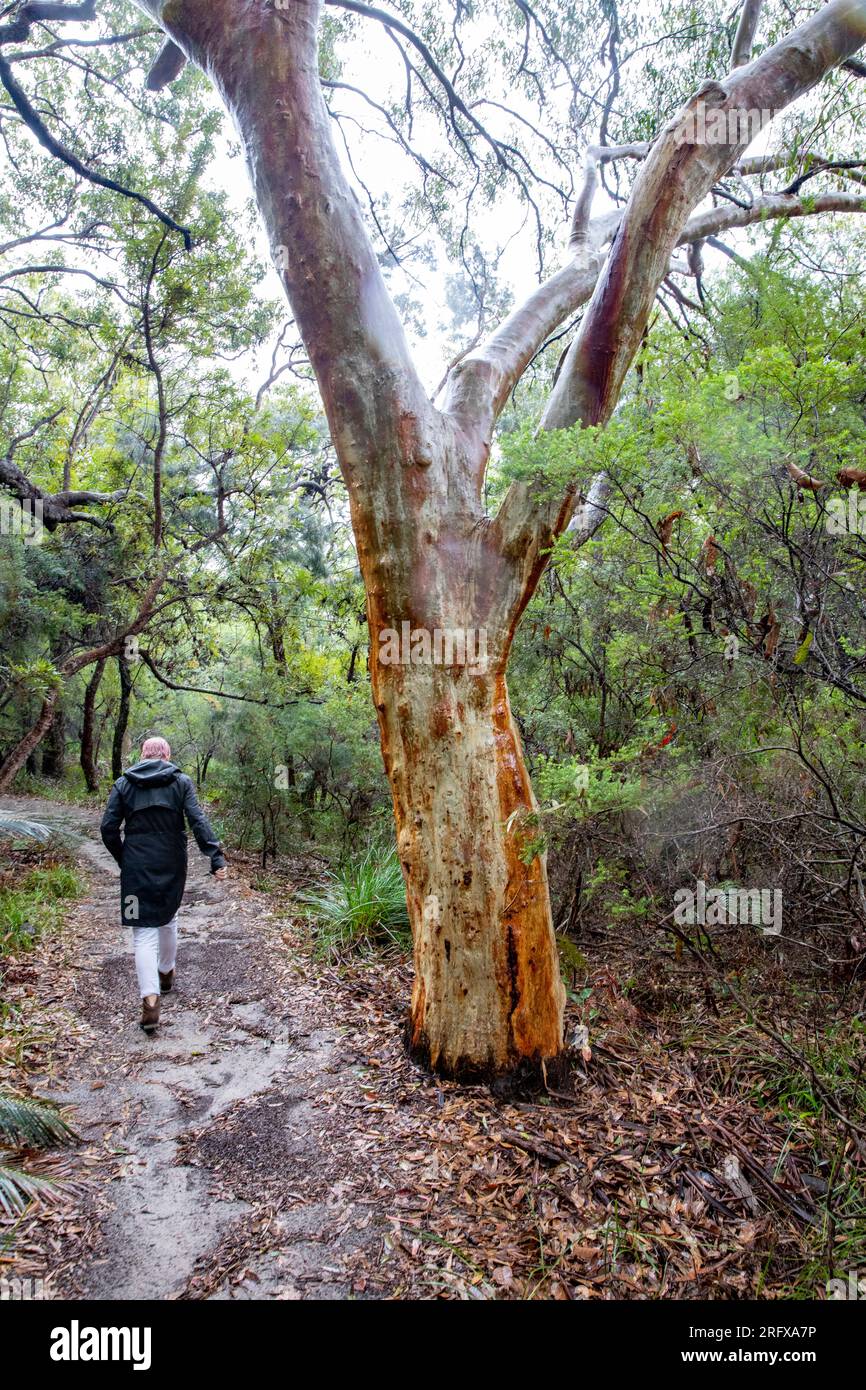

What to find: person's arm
left=180, top=778, right=225, bottom=873
left=100, top=782, right=126, bottom=866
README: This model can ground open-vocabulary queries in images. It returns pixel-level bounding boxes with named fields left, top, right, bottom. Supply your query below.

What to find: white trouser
left=133, top=917, right=178, bottom=999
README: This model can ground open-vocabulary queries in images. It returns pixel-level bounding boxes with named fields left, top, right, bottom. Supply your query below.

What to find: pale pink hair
left=141, top=736, right=171, bottom=761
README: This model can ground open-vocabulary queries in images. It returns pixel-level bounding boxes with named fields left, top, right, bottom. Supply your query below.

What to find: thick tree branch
left=731, top=0, right=764, bottom=68
left=0, top=0, right=98, bottom=45
left=541, top=0, right=866, bottom=435
left=566, top=473, right=611, bottom=545
left=478, top=0, right=866, bottom=580
left=144, top=36, right=186, bottom=90
left=130, top=0, right=434, bottom=486
left=440, top=210, right=620, bottom=462
left=443, top=178, right=866, bottom=468
left=440, top=260, right=601, bottom=467
left=568, top=150, right=600, bottom=250
left=682, top=188, right=866, bottom=241
left=0, top=453, right=132, bottom=530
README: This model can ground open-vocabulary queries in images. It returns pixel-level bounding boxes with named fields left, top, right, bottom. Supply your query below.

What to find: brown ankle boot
left=158, top=969, right=175, bottom=994
left=140, top=996, right=160, bottom=1033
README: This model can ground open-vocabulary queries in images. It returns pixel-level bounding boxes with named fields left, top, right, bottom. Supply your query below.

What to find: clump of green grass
left=0, top=862, right=80, bottom=956
left=299, top=846, right=411, bottom=959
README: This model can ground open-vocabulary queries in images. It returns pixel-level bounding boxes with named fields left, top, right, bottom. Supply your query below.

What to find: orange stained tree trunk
left=369, top=599, right=565, bottom=1079
left=353, top=412, right=569, bottom=1078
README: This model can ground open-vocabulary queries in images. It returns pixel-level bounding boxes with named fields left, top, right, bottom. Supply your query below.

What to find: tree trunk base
left=405, top=1021, right=573, bottom=1096
left=377, top=663, right=566, bottom=1078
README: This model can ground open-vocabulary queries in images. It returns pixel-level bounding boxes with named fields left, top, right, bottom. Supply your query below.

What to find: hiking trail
left=1, top=794, right=387, bottom=1300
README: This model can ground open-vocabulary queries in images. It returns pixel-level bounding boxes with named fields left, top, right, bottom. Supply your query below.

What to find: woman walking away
left=100, top=736, right=226, bottom=1033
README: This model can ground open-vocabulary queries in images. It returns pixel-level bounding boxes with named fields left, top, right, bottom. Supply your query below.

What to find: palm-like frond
left=0, top=1164, right=70, bottom=1217
left=0, top=1093, right=76, bottom=1149
left=0, top=816, right=51, bottom=842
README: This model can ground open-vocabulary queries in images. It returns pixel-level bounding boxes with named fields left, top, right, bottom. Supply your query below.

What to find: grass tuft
left=298, top=846, right=411, bottom=959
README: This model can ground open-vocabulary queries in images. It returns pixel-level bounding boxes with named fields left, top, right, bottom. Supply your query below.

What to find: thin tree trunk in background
left=93, top=704, right=111, bottom=768
left=80, top=659, right=106, bottom=792
left=267, top=581, right=287, bottom=670
left=23, top=702, right=41, bottom=776
left=142, top=267, right=168, bottom=550
left=5, top=691, right=61, bottom=785
left=112, top=653, right=133, bottom=780
left=42, top=701, right=65, bottom=780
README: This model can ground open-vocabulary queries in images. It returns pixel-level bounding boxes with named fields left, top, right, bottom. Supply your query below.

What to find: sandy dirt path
left=0, top=794, right=387, bottom=1300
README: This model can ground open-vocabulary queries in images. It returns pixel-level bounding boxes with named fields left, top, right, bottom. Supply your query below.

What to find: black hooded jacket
left=100, top=759, right=225, bottom=928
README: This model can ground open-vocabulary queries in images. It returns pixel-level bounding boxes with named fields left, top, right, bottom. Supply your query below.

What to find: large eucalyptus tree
left=3, top=0, right=866, bottom=1079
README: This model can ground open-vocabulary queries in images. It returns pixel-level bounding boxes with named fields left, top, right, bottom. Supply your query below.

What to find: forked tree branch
left=0, top=0, right=98, bottom=45
left=541, top=0, right=866, bottom=435
left=474, top=0, right=866, bottom=581
left=127, top=0, right=866, bottom=544
left=442, top=187, right=866, bottom=465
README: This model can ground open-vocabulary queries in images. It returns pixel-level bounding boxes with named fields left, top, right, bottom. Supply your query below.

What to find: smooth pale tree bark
left=732, top=0, right=765, bottom=69
left=106, top=0, right=866, bottom=1077
left=540, top=0, right=866, bottom=433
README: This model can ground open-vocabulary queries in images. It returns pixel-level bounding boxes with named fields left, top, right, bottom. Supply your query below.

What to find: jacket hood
left=123, top=759, right=182, bottom=787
